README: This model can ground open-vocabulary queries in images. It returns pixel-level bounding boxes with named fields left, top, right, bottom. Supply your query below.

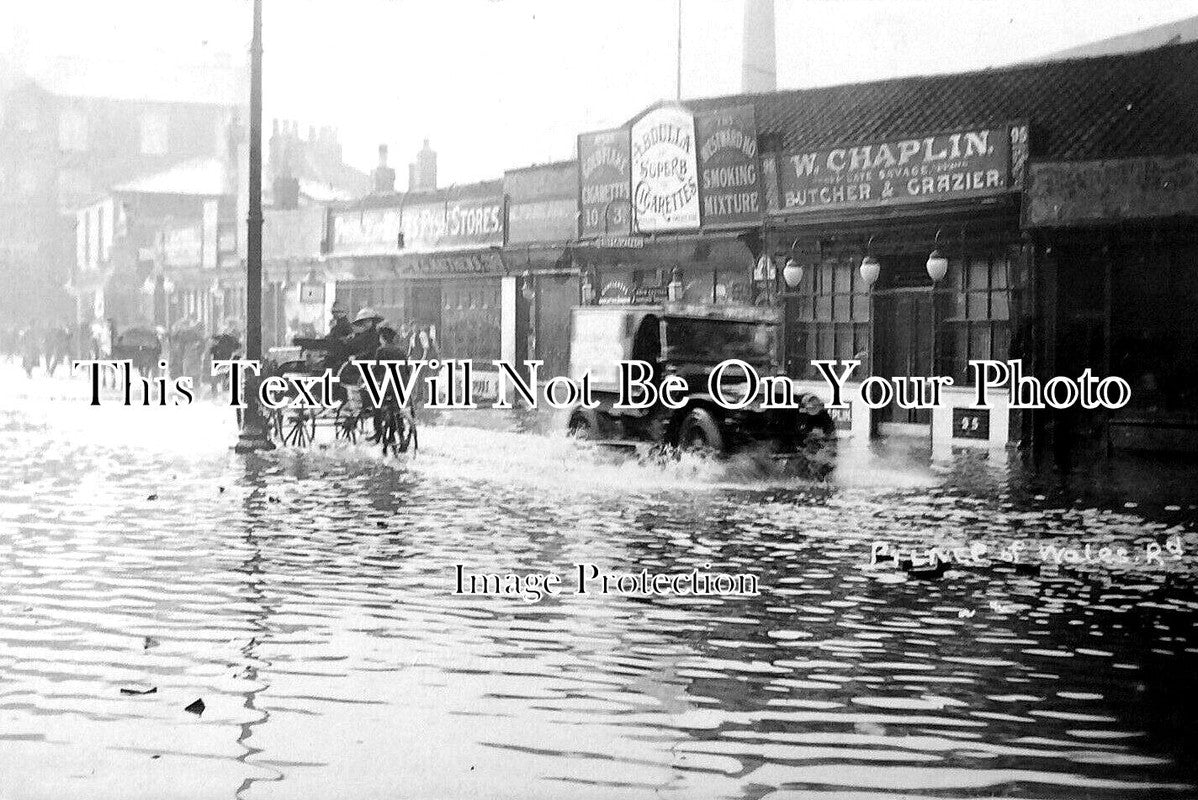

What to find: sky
left=5, top=0, right=1198, bottom=184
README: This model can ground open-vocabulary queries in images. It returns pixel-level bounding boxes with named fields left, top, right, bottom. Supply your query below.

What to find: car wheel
left=568, top=409, right=602, bottom=440
left=679, top=408, right=725, bottom=455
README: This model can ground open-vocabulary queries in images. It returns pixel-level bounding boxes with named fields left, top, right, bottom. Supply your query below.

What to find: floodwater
left=1, top=365, right=1196, bottom=800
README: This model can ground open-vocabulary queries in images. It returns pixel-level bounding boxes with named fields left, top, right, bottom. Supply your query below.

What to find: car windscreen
left=663, top=317, right=776, bottom=364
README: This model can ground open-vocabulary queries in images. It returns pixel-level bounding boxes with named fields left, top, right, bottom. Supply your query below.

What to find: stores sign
left=778, top=127, right=1012, bottom=213
left=631, top=105, right=700, bottom=232
left=332, top=197, right=503, bottom=256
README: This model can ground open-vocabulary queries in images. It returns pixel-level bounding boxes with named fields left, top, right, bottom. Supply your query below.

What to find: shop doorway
left=409, top=283, right=442, bottom=331
left=534, top=274, right=578, bottom=377
left=873, top=288, right=934, bottom=427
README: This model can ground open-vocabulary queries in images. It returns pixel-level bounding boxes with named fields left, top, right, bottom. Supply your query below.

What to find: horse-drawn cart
left=262, top=339, right=417, bottom=455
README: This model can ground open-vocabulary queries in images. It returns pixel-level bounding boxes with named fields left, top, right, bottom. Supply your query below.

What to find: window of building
left=58, top=109, right=88, bottom=151
left=789, top=254, right=871, bottom=378
left=940, top=254, right=1012, bottom=383
left=441, top=279, right=501, bottom=361
left=139, top=111, right=169, bottom=156
left=336, top=280, right=405, bottom=330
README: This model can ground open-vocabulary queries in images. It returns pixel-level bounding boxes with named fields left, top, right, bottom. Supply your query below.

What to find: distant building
left=69, top=120, right=368, bottom=342
left=0, top=55, right=237, bottom=324
left=267, top=119, right=370, bottom=208
left=0, top=65, right=64, bottom=327
left=71, top=157, right=237, bottom=335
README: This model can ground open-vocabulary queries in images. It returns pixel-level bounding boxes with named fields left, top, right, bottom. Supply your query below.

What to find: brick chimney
left=408, top=138, right=437, bottom=192
left=372, top=144, right=396, bottom=194
left=742, top=0, right=776, bottom=92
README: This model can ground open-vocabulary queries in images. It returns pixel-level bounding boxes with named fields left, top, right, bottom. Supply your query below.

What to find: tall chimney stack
left=742, top=0, right=776, bottom=93
left=373, top=144, right=396, bottom=194
left=408, top=138, right=437, bottom=192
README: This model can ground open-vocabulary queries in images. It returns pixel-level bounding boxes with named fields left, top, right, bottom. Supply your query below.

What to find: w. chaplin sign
left=631, top=105, right=700, bottom=232
left=778, top=126, right=1012, bottom=212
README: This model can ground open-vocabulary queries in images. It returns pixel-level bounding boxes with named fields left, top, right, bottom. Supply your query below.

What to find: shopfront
left=505, top=161, right=579, bottom=377
left=1025, top=154, right=1198, bottom=452
left=767, top=123, right=1029, bottom=449
left=572, top=102, right=765, bottom=310
left=572, top=234, right=757, bottom=307
left=327, top=185, right=508, bottom=399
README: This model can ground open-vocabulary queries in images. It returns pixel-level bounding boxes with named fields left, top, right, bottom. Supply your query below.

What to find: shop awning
left=567, top=230, right=759, bottom=270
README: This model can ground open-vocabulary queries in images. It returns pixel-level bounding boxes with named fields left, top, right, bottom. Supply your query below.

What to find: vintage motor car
left=566, top=304, right=835, bottom=456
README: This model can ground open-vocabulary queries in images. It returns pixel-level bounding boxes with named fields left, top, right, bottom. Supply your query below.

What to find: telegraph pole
left=235, top=0, right=274, bottom=452
left=676, top=0, right=683, bottom=100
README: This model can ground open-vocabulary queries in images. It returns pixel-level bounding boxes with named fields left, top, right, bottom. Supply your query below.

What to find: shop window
left=440, top=279, right=501, bottom=362
left=336, top=279, right=404, bottom=327
left=714, top=269, right=750, bottom=304
left=941, top=254, right=1012, bottom=384
left=791, top=255, right=871, bottom=379
left=1110, top=240, right=1198, bottom=412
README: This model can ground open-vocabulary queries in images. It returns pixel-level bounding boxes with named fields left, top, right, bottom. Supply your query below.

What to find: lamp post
left=925, top=231, right=949, bottom=446
left=925, top=230, right=948, bottom=378
left=235, top=0, right=275, bottom=452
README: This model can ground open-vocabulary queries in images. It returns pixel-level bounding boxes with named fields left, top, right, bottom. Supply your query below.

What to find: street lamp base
left=233, top=428, right=276, bottom=453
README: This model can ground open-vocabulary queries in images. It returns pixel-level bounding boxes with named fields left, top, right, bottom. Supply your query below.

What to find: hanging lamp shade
left=860, top=255, right=881, bottom=287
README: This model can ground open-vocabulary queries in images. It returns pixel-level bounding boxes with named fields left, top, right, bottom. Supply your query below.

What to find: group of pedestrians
left=0, top=316, right=251, bottom=397
left=1, top=322, right=84, bottom=378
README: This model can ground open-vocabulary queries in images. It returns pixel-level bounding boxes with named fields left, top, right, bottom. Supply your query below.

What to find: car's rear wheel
left=568, top=409, right=602, bottom=440
left=678, top=408, right=725, bottom=455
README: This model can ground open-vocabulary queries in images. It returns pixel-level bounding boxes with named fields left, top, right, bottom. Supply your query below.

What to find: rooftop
left=671, top=39, right=1198, bottom=161
left=1027, top=14, right=1198, bottom=61
left=113, top=157, right=229, bottom=198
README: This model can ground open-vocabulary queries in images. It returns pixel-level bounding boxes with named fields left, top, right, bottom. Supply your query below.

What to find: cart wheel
left=380, top=406, right=417, bottom=456
left=269, top=408, right=285, bottom=441
left=284, top=409, right=314, bottom=447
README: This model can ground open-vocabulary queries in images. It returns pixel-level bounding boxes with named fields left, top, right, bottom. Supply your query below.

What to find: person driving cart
left=334, top=308, right=384, bottom=429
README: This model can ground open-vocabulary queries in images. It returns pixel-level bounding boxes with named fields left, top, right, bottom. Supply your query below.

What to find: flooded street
left=2, top=366, right=1197, bottom=800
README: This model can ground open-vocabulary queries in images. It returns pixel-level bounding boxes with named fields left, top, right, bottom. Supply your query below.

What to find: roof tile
left=677, top=41, right=1198, bottom=160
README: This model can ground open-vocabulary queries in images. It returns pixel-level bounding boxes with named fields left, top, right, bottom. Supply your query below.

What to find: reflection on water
left=1, top=371, right=1196, bottom=799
